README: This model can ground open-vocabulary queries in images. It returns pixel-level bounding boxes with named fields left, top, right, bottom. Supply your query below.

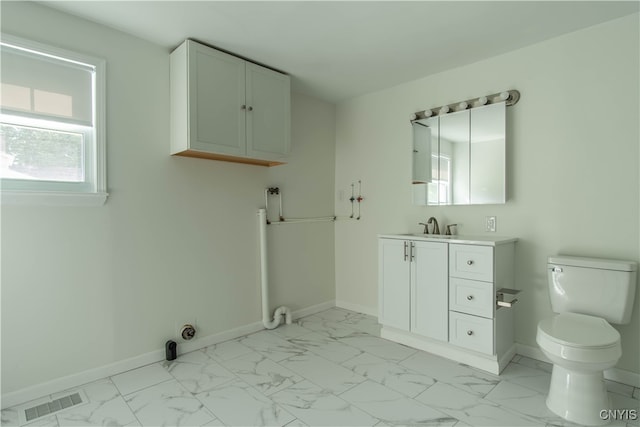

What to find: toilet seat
left=537, top=313, right=621, bottom=364
left=538, top=312, right=620, bottom=348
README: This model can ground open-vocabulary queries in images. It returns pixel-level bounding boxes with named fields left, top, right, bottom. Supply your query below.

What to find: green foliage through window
left=1, top=123, right=84, bottom=182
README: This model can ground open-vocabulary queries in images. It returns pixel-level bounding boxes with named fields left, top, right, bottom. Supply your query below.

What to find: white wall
left=335, top=14, right=640, bottom=373
left=0, top=2, right=335, bottom=395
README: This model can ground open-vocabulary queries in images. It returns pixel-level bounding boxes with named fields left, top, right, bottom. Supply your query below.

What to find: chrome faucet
left=427, top=217, right=440, bottom=235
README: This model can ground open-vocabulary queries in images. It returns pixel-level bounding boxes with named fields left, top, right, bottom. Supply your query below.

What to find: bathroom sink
left=402, top=234, right=454, bottom=239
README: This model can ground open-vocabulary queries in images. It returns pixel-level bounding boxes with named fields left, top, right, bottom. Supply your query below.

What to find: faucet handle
left=418, top=222, right=429, bottom=234
left=445, top=224, right=457, bottom=235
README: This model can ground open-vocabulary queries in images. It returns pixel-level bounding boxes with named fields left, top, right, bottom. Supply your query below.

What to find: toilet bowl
left=537, top=312, right=621, bottom=426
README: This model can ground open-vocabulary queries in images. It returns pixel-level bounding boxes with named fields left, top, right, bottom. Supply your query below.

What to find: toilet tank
left=547, top=256, right=638, bottom=324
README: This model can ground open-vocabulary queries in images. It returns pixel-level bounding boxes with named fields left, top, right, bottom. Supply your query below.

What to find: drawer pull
left=467, top=295, right=474, bottom=300
left=467, top=260, right=474, bottom=265
left=467, top=330, right=474, bottom=336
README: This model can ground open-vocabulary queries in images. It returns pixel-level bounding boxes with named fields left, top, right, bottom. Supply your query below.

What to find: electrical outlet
left=486, top=216, right=497, bottom=232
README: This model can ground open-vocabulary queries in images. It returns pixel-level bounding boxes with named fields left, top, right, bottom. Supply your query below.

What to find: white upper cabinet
left=171, top=40, right=290, bottom=166
left=412, top=101, right=507, bottom=205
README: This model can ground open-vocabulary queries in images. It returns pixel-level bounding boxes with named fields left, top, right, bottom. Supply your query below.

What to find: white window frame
left=427, top=154, right=451, bottom=205
left=0, top=34, right=107, bottom=206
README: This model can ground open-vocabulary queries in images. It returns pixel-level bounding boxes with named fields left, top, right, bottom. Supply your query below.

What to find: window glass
left=1, top=123, right=84, bottom=182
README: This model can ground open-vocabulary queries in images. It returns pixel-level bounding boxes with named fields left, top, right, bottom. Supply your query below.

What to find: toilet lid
left=538, top=313, right=620, bottom=348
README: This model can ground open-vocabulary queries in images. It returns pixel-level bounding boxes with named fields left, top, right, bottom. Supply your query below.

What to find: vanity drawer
left=449, top=311, right=494, bottom=355
left=449, top=278, right=494, bottom=318
left=449, top=244, right=493, bottom=282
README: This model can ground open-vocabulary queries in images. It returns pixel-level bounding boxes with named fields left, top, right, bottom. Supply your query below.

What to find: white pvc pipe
left=258, top=209, right=292, bottom=329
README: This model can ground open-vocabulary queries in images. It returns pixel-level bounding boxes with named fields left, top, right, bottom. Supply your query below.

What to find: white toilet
left=537, top=255, right=637, bottom=426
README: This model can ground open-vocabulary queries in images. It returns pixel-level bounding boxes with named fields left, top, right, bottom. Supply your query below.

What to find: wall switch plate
left=486, top=216, right=497, bottom=232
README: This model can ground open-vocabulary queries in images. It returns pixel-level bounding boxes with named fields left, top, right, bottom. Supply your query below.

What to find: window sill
left=1, top=190, right=108, bottom=207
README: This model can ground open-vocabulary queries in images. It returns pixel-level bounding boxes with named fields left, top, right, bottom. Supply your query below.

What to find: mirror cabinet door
left=412, top=116, right=439, bottom=205
left=412, top=122, right=431, bottom=184
left=440, top=110, right=470, bottom=205
left=470, top=102, right=506, bottom=204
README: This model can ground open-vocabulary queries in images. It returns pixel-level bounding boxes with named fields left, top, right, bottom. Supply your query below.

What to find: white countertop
left=378, top=233, right=517, bottom=246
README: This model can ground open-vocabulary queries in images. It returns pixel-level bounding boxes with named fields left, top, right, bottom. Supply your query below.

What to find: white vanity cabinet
left=378, top=234, right=517, bottom=374
left=170, top=39, right=290, bottom=166
left=378, top=238, right=448, bottom=341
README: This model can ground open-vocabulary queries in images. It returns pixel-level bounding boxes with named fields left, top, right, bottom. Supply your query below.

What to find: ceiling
left=43, top=1, right=639, bottom=103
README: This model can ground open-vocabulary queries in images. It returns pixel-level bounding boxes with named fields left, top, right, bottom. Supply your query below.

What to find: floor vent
left=24, top=392, right=84, bottom=422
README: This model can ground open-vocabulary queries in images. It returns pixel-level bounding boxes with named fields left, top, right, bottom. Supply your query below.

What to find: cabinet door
left=188, top=41, right=246, bottom=156
left=245, top=62, right=291, bottom=161
left=411, top=241, right=448, bottom=341
left=378, top=239, right=410, bottom=331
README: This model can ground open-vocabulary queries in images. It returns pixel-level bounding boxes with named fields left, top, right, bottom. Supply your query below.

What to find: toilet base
left=546, top=364, right=611, bottom=426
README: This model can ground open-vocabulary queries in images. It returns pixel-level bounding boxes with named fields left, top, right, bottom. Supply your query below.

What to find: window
left=428, top=154, right=451, bottom=205
left=0, top=34, right=106, bottom=205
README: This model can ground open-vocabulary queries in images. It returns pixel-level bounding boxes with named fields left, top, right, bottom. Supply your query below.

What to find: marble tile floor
left=2, top=308, right=639, bottom=427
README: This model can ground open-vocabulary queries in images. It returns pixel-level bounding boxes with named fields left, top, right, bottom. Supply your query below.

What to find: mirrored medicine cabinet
left=412, top=101, right=507, bottom=206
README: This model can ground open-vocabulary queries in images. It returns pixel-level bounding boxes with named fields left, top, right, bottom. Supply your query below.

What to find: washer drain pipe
left=258, top=208, right=292, bottom=329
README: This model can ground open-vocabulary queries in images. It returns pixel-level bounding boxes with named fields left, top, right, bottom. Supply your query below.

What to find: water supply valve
left=180, top=324, right=196, bottom=340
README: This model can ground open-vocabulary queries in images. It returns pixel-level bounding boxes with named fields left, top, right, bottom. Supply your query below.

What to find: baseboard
left=514, top=343, right=552, bottom=364
left=175, top=321, right=264, bottom=356
left=1, top=300, right=335, bottom=409
left=515, top=343, right=640, bottom=388
left=335, top=300, right=377, bottom=317
left=498, top=344, right=518, bottom=373
left=604, top=366, right=640, bottom=388
left=292, top=300, right=336, bottom=319
left=1, top=346, right=168, bottom=410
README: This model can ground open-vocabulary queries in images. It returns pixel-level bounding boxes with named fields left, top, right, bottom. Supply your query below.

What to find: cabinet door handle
left=241, top=104, right=246, bottom=110
left=467, top=330, right=474, bottom=336
left=410, top=242, right=415, bottom=261
left=467, top=295, right=474, bottom=301
left=248, top=106, right=253, bottom=111
left=403, top=241, right=408, bottom=261
left=467, top=260, right=474, bottom=266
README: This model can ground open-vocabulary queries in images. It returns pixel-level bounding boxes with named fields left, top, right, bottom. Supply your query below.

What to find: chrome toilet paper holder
left=496, top=288, right=520, bottom=309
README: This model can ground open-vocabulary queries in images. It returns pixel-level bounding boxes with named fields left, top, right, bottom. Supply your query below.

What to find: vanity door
left=411, top=241, right=448, bottom=341
left=378, top=238, right=410, bottom=331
